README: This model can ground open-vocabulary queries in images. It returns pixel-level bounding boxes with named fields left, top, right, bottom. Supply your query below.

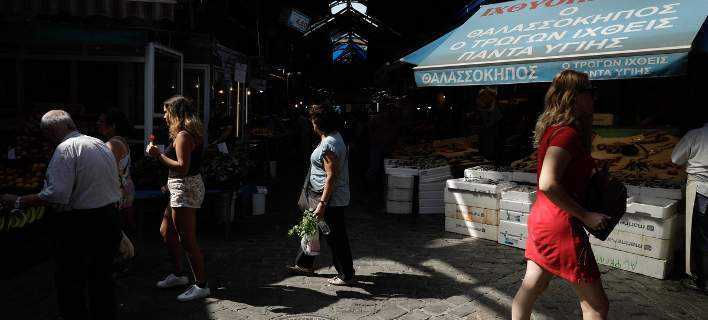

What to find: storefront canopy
left=402, top=0, right=708, bottom=87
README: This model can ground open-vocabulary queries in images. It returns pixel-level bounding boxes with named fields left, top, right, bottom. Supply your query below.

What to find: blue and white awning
left=402, top=0, right=708, bottom=87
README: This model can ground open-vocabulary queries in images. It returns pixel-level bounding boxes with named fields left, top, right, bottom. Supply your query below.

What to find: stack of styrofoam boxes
left=444, top=178, right=515, bottom=241
left=498, top=185, right=536, bottom=249
left=590, top=185, right=682, bottom=279
left=418, top=166, right=453, bottom=215
left=384, top=159, right=418, bottom=215
left=385, top=174, right=415, bottom=214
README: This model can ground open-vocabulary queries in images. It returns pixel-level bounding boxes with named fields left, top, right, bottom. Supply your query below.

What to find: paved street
left=3, top=206, right=707, bottom=320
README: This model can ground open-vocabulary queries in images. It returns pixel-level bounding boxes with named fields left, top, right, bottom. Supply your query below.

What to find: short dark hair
left=309, top=105, right=341, bottom=134
left=103, top=108, right=132, bottom=138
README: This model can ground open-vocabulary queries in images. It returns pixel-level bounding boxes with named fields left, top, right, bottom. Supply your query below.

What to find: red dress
left=525, top=125, right=600, bottom=283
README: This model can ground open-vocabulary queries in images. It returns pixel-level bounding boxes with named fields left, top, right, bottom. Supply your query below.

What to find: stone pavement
left=3, top=209, right=707, bottom=320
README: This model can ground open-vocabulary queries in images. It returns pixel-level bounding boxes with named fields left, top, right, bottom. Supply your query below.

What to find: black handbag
left=584, top=163, right=627, bottom=241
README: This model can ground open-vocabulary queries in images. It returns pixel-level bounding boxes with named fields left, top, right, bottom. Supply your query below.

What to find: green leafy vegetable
left=288, top=209, right=318, bottom=238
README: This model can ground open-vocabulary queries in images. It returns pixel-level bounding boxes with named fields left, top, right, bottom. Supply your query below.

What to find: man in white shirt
left=2, top=110, right=122, bottom=319
left=672, top=122, right=708, bottom=292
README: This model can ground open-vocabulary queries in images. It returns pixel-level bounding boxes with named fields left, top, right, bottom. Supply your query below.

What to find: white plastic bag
left=300, top=230, right=320, bottom=256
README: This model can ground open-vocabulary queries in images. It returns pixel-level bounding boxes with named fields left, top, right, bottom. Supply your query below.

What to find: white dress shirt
left=39, top=131, right=122, bottom=210
left=672, top=123, right=708, bottom=185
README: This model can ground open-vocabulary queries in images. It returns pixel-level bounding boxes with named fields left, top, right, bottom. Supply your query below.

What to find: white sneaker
left=156, top=274, right=189, bottom=289
left=177, top=284, right=210, bottom=302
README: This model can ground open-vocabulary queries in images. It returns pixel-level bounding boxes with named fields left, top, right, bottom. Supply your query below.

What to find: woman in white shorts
left=147, top=95, right=209, bottom=302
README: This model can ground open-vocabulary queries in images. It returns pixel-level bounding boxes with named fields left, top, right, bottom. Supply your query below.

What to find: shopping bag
left=300, top=230, right=320, bottom=256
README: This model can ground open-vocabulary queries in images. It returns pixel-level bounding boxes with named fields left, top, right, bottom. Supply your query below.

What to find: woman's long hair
left=164, top=95, right=204, bottom=142
left=533, top=70, right=592, bottom=149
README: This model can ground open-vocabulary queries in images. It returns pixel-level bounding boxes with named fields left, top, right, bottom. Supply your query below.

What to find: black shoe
left=681, top=278, right=707, bottom=294
left=287, top=265, right=315, bottom=276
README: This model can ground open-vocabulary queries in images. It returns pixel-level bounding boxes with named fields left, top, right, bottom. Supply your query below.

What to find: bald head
left=41, top=110, right=77, bottom=141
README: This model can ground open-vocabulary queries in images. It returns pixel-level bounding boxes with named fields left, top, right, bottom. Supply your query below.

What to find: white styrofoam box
left=446, top=178, right=515, bottom=194
left=445, top=203, right=499, bottom=225
left=626, top=196, right=679, bottom=219
left=498, top=220, right=528, bottom=249
left=385, top=167, right=419, bottom=176
left=464, top=168, right=513, bottom=182
left=387, top=188, right=413, bottom=201
left=499, top=210, right=529, bottom=224
left=591, top=244, right=672, bottom=279
left=625, top=184, right=683, bottom=200
left=445, top=218, right=498, bottom=242
left=419, top=206, right=445, bottom=215
left=616, top=212, right=678, bottom=240
left=444, top=189, right=500, bottom=210
left=420, top=198, right=444, bottom=208
left=419, top=180, right=447, bottom=192
left=387, top=200, right=412, bottom=215
left=387, top=175, right=414, bottom=189
left=511, top=171, right=537, bottom=184
left=419, top=190, right=445, bottom=200
left=589, top=229, right=675, bottom=260
left=501, top=185, right=537, bottom=203
left=500, top=199, right=533, bottom=213
left=420, top=166, right=452, bottom=182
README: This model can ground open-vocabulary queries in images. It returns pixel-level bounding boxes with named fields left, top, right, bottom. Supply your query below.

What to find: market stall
left=400, top=0, right=708, bottom=279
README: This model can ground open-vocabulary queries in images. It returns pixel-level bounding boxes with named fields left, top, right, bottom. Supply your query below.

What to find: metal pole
left=144, top=43, right=155, bottom=148
left=236, top=82, right=241, bottom=138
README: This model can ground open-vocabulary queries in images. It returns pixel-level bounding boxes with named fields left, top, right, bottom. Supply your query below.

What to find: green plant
left=288, top=209, right=318, bottom=238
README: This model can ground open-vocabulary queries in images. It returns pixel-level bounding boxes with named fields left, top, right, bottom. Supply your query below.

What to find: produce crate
left=387, top=188, right=414, bottom=202
left=589, top=229, right=676, bottom=260
left=445, top=217, right=498, bottom=242
left=445, top=203, right=499, bottom=225
left=419, top=206, right=445, bottom=215
left=387, top=200, right=412, bottom=215
left=591, top=244, right=672, bottom=279
left=446, top=178, right=515, bottom=194
left=511, top=171, right=538, bottom=184
left=387, top=174, right=414, bottom=189
left=501, top=185, right=537, bottom=203
left=464, top=168, right=513, bottom=182
left=498, top=220, right=528, bottom=250
left=616, top=212, right=679, bottom=240
left=419, top=166, right=452, bottom=183
left=500, top=209, right=529, bottom=224
left=625, top=184, right=683, bottom=201
left=500, top=199, right=533, bottom=214
left=626, top=196, right=679, bottom=219
left=419, top=180, right=447, bottom=192
left=419, top=190, right=445, bottom=201
left=444, top=189, right=500, bottom=210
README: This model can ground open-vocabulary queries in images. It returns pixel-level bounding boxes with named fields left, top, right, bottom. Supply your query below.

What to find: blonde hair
left=533, top=70, right=592, bottom=148
left=163, top=95, right=204, bottom=143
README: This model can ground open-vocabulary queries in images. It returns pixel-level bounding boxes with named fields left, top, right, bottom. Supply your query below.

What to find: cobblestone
left=2, top=206, right=707, bottom=320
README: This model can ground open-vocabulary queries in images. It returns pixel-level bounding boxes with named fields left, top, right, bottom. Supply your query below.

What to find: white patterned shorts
left=167, top=174, right=205, bottom=208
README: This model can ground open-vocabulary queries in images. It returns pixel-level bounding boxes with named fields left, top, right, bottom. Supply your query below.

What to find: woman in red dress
left=512, top=70, right=611, bottom=320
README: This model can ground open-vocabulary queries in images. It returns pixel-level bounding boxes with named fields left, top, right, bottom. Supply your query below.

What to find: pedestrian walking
left=512, top=70, right=611, bottom=320
left=672, top=121, right=708, bottom=293
left=2, top=110, right=123, bottom=320
left=289, top=104, right=355, bottom=285
left=146, top=95, right=210, bottom=301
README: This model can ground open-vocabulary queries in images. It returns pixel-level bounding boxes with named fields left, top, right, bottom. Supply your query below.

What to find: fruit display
left=0, top=162, right=46, bottom=193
